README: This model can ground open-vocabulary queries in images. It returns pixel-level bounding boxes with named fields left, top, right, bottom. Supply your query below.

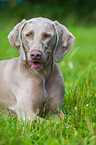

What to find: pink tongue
left=31, top=63, right=42, bottom=68
left=28, top=61, right=42, bottom=68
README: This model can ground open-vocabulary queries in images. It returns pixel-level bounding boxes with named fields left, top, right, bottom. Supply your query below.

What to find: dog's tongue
left=28, top=61, right=42, bottom=68
left=31, top=63, right=42, bottom=68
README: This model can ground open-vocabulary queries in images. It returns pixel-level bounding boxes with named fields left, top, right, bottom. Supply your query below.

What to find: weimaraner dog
left=0, top=17, right=75, bottom=120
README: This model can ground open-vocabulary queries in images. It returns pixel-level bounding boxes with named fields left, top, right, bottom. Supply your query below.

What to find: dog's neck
left=18, top=56, right=53, bottom=83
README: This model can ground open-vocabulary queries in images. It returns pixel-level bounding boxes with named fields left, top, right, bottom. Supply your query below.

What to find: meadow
left=0, top=16, right=96, bottom=145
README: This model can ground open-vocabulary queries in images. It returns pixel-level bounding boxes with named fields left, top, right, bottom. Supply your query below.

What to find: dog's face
left=21, top=20, right=56, bottom=69
left=8, top=17, right=75, bottom=69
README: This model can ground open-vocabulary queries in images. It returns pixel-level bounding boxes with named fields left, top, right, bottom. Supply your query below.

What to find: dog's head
left=8, top=17, right=75, bottom=69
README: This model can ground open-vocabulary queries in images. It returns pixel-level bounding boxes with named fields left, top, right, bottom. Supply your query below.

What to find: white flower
left=86, top=104, right=89, bottom=107
left=75, top=107, right=77, bottom=110
left=68, top=62, right=73, bottom=69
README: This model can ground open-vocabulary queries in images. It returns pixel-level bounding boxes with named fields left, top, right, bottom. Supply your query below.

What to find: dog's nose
left=30, top=50, right=42, bottom=60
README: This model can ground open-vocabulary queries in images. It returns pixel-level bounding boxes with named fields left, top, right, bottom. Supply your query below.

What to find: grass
left=0, top=16, right=96, bottom=145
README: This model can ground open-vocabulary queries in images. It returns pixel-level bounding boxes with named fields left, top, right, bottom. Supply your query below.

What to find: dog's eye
left=26, top=34, right=30, bottom=37
left=26, top=32, right=33, bottom=39
left=42, top=33, right=51, bottom=40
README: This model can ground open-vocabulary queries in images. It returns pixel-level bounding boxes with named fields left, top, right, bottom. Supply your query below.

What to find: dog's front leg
left=16, top=94, right=36, bottom=120
left=16, top=79, right=46, bottom=121
left=46, top=63, right=65, bottom=114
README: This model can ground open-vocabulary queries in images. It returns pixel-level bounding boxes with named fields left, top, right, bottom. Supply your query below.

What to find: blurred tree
left=0, top=0, right=25, bottom=8
left=0, top=0, right=96, bottom=25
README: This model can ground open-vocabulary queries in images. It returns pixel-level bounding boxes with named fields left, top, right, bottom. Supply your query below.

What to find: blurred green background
left=0, top=0, right=96, bottom=25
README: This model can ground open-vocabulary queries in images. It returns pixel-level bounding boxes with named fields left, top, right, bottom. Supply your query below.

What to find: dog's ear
left=53, top=21, right=75, bottom=63
left=8, top=19, right=26, bottom=52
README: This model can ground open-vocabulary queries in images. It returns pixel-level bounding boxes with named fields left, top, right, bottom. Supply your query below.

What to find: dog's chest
left=14, top=74, right=46, bottom=102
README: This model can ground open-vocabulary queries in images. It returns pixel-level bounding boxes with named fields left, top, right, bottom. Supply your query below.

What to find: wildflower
left=68, top=61, right=73, bottom=69
left=86, top=104, right=89, bottom=107
left=75, top=107, right=77, bottom=110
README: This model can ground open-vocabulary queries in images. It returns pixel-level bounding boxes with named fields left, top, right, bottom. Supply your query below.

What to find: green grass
left=0, top=18, right=96, bottom=145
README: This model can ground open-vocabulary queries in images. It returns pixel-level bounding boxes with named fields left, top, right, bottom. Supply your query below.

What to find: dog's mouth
left=27, top=60, right=43, bottom=69
left=27, top=55, right=50, bottom=69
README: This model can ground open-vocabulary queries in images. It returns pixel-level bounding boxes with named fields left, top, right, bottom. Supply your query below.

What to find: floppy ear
left=53, top=21, right=75, bottom=63
left=8, top=19, right=26, bottom=52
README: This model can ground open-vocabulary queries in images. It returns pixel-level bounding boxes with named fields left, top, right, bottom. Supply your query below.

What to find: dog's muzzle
left=27, top=50, right=49, bottom=69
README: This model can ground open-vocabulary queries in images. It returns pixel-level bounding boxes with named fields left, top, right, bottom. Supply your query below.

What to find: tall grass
left=0, top=18, right=96, bottom=145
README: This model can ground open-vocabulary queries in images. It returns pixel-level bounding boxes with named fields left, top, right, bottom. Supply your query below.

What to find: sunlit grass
left=0, top=19, right=96, bottom=145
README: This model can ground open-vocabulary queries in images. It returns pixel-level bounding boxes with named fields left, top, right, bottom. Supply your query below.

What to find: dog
left=0, top=17, right=75, bottom=120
